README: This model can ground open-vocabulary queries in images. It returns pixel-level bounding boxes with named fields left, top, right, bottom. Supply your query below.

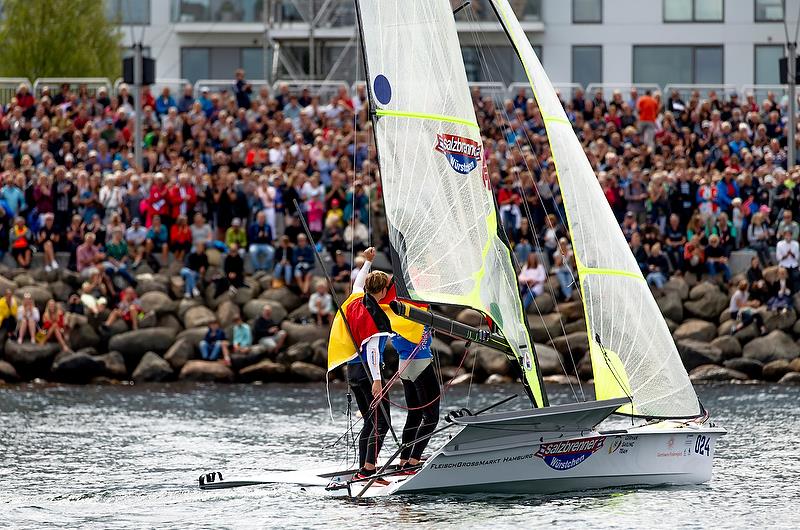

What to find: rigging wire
left=465, top=8, right=586, bottom=401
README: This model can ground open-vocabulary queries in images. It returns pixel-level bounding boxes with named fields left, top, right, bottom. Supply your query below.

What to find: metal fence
left=585, top=83, right=662, bottom=101
left=32, top=77, right=112, bottom=98
left=0, top=78, right=31, bottom=105
left=271, top=80, right=349, bottom=102
left=663, top=84, right=738, bottom=102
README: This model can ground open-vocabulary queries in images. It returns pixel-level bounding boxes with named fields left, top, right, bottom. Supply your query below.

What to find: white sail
left=488, top=0, right=700, bottom=418
left=355, top=0, right=546, bottom=406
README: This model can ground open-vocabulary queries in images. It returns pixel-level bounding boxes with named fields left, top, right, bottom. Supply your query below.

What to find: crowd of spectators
left=2, top=69, right=800, bottom=352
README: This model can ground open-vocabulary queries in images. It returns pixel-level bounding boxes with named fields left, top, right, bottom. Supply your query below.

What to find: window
left=181, top=47, right=265, bottom=83
left=633, top=46, right=723, bottom=87
left=171, top=0, right=265, bottom=23
left=461, top=45, right=539, bottom=83
left=755, top=45, right=783, bottom=83
left=755, top=0, right=784, bottom=21
left=573, top=0, right=602, bottom=23
left=663, top=0, right=723, bottom=22
left=107, top=0, right=150, bottom=25
left=572, top=46, right=602, bottom=88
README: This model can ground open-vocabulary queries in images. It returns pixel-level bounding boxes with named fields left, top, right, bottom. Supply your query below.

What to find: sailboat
left=199, top=0, right=724, bottom=496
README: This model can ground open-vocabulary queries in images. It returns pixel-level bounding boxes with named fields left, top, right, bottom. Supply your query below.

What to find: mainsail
left=354, top=0, right=547, bottom=407
left=487, top=0, right=701, bottom=418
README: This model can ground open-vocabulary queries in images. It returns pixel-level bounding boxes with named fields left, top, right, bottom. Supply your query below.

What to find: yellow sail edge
left=374, top=109, right=480, bottom=130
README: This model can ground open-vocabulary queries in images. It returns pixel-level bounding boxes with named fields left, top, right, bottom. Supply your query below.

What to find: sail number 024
left=694, top=435, right=711, bottom=456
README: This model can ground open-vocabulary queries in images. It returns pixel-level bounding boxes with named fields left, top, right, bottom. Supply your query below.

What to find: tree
left=0, top=0, right=122, bottom=82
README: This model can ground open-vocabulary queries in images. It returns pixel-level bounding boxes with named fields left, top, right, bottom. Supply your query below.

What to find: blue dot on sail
left=373, top=74, right=392, bottom=105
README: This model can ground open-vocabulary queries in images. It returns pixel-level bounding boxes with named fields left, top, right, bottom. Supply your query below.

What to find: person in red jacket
left=168, top=173, right=197, bottom=220
left=145, top=173, right=170, bottom=228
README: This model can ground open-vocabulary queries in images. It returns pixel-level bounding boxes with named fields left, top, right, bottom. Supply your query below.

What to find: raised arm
left=352, top=247, right=375, bottom=294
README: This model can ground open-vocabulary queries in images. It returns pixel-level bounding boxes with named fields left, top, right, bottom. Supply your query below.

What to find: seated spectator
left=225, top=217, right=247, bottom=254
left=776, top=209, right=800, bottom=241
left=518, top=253, right=546, bottom=310
left=253, top=305, right=287, bottom=354
left=248, top=211, right=275, bottom=272
left=273, top=235, right=294, bottom=288
left=190, top=212, right=214, bottom=251
left=181, top=241, right=208, bottom=299
left=199, top=320, right=230, bottom=365
left=767, top=267, right=794, bottom=312
left=230, top=313, right=253, bottom=354
left=215, top=243, right=245, bottom=297
left=646, top=243, right=670, bottom=290
left=76, top=233, right=116, bottom=294
left=37, top=213, right=60, bottom=271
left=41, top=299, right=69, bottom=352
left=293, top=234, right=315, bottom=296
left=169, top=214, right=192, bottom=262
left=683, top=234, right=706, bottom=278
left=103, top=228, right=137, bottom=287
left=552, top=238, right=574, bottom=302
left=308, top=281, right=333, bottom=326
left=145, top=214, right=169, bottom=268
left=0, top=289, right=19, bottom=334
left=9, top=216, right=32, bottom=268
left=104, top=287, right=143, bottom=331
left=630, top=232, right=648, bottom=273
left=16, top=293, right=39, bottom=345
left=730, top=280, right=766, bottom=335
left=746, top=256, right=769, bottom=304
left=125, top=217, right=147, bottom=268
left=663, top=213, right=685, bottom=271
left=776, top=229, right=800, bottom=285
left=705, top=234, right=731, bottom=283
left=344, top=213, right=369, bottom=252
left=747, top=212, right=772, bottom=266
left=79, top=281, right=108, bottom=318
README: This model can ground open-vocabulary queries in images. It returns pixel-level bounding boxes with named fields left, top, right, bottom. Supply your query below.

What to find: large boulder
left=238, top=359, right=288, bottom=383
left=790, top=358, right=800, bottom=372
left=135, top=274, right=169, bottom=294
left=663, top=276, right=689, bottom=300
left=564, top=318, right=586, bottom=335
left=673, top=319, right=717, bottom=342
left=764, top=309, right=797, bottom=332
left=0, top=274, right=16, bottom=293
left=710, top=335, right=742, bottom=360
left=556, top=301, right=583, bottom=322
left=108, top=327, right=176, bottom=369
left=260, top=287, right=303, bottom=312
left=526, top=292, right=555, bottom=314
left=676, top=339, right=723, bottom=371
left=157, top=313, right=184, bottom=333
left=182, top=305, right=217, bottom=329
left=689, top=364, right=748, bottom=382
left=69, top=323, right=100, bottom=351
left=762, top=359, right=791, bottom=381
left=281, top=321, right=329, bottom=345
left=778, top=372, right=800, bottom=384
left=456, top=308, right=484, bottom=328
left=50, top=351, right=105, bottom=383
left=179, top=360, right=234, bottom=383
left=131, top=351, right=173, bottom=382
left=723, top=358, right=763, bottom=379
left=4, top=341, right=60, bottom=379
left=742, top=330, right=800, bottom=363
left=0, top=359, right=19, bottom=382
left=177, top=327, right=208, bottom=345
left=684, top=288, right=729, bottom=320
left=548, top=331, right=589, bottom=358
left=138, top=291, right=177, bottom=316
left=96, top=351, right=127, bottom=379
left=216, top=300, right=240, bottom=328
left=475, top=345, right=509, bottom=376
left=528, top=313, right=563, bottom=343
left=290, top=361, right=326, bottom=382
left=278, top=342, right=314, bottom=364
left=243, top=299, right=287, bottom=322
left=534, top=343, right=564, bottom=376
left=656, top=290, right=684, bottom=322
left=49, top=281, right=73, bottom=303
left=163, top=338, right=196, bottom=371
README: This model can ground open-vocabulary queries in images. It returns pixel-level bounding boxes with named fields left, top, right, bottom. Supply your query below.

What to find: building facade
left=114, top=0, right=795, bottom=89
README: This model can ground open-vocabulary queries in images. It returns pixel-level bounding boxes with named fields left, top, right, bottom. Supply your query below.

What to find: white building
left=114, top=0, right=796, bottom=91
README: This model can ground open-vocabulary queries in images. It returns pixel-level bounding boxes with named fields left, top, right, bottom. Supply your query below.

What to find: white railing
left=272, top=80, right=349, bottom=102
left=663, top=84, right=738, bottom=102
left=0, top=77, right=32, bottom=104
left=193, top=79, right=272, bottom=97
left=508, top=82, right=583, bottom=101
left=32, top=77, right=112, bottom=98
left=739, top=84, right=800, bottom=106
left=116, top=78, right=192, bottom=98
left=468, top=82, right=508, bottom=103
left=585, top=83, right=661, bottom=102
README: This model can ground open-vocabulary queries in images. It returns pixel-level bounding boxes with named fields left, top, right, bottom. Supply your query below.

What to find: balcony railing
left=171, top=0, right=356, bottom=26
left=170, top=0, right=538, bottom=24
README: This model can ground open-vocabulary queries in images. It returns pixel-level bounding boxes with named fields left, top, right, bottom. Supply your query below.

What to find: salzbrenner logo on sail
left=535, top=436, right=605, bottom=471
left=434, top=134, right=482, bottom=174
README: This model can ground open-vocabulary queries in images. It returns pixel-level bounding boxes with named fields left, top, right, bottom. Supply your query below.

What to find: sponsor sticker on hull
left=434, top=134, right=481, bottom=175
left=535, top=436, right=605, bottom=471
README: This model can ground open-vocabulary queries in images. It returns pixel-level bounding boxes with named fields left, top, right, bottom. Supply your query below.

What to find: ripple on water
left=1, top=383, right=799, bottom=529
